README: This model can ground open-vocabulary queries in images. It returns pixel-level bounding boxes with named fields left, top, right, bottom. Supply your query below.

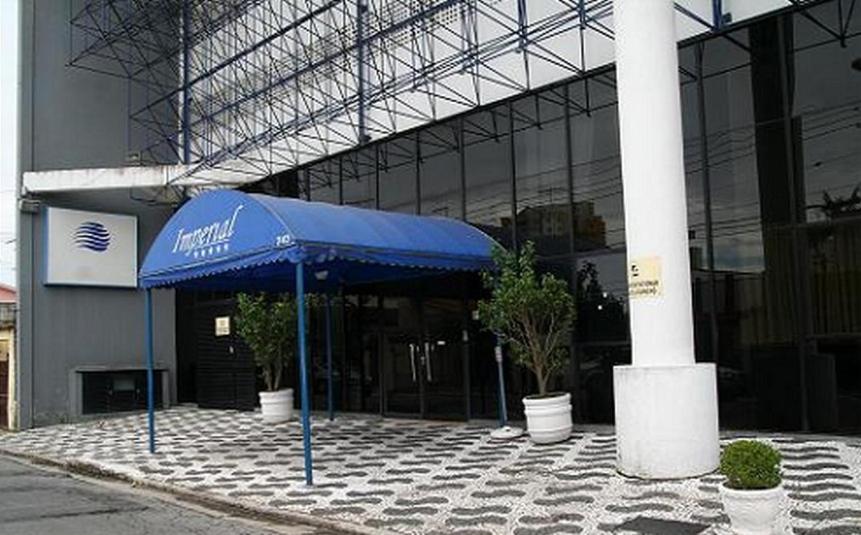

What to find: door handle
left=409, top=343, right=417, bottom=383
left=424, top=342, right=432, bottom=382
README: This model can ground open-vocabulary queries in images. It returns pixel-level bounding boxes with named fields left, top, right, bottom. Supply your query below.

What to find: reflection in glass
left=379, top=138, right=417, bottom=214
left=464, top=105, right=513, bottom=245
left=513, top=91, right=570, bottom=257
left=420, top=123, right=463, bottom=219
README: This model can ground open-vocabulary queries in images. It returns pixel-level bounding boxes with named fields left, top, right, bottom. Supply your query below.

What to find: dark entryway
left=179, top=296, right=257, bottom=411
left=0, top=336, right=9, bottom=429
left=0, top=359, right=7, bottom=429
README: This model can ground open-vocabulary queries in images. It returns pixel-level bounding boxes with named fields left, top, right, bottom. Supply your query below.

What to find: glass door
left=382, top=297, right=423, bottom=416
left=422, top=298, right=469, bottom=420
left=381, top=296, right=469, bottom=420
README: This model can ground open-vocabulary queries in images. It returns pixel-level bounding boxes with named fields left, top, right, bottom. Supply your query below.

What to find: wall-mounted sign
left=215, top=316, right=231, bottom=336
left=628, top=256, right=662, bottom=299
left=44, top=207, right=138, bottom=288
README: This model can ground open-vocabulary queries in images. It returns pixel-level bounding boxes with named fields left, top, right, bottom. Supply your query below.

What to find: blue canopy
left=139, top=189, right=496, bottom=290
left=138, top=189, right=500, bottom=486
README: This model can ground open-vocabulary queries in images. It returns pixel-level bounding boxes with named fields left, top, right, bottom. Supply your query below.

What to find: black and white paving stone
left=1, top=407, right=859, bottom=535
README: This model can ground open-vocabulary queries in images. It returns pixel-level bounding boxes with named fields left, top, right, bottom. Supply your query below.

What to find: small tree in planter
left=478, top=241, right=576, bottom=443
left=719, top=440, right=784, bottom=535
left=235, top=293, right=297, bottom=423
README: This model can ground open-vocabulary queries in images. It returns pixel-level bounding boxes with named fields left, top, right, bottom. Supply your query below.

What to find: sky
left=0, top=1, right=18, bottom=287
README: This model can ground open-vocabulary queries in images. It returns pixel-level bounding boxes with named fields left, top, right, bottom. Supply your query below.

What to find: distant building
left=1, top=283, right=15, bottom=429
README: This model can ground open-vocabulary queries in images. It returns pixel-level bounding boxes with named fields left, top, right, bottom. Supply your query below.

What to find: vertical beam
left=712, top=0, right=724, bottom=30
left=695, top=43, right=720, bottom=367
left=181, top=0, right=191, bottom=164
left=356, top=0, right=369, bottom=143
left=415, top=132, right=422, bottom=214
left=145, top=288, right=156, bottom=454
left=563, top=82, right=582, bottom=423
left=325, top=295, right=334, bottom=421
left=776, top=19, right=811, bottom=431
left=507, top=101, right=517, bottom=249
left=458, top=117, right=467, bottom=221
left=295, top=263, right=313, bottom=485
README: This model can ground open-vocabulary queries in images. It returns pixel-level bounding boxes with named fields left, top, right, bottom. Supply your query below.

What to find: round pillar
left=612, top=0, right=719, bottom=479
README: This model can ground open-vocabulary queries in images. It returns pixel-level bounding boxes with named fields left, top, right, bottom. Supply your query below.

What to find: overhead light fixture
left=314, top=270, right=329, bottom=281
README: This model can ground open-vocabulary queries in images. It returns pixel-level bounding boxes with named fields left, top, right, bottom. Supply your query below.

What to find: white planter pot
left=719, top=483, right=784, bottom=535
left=523, top=392, right=572, bottom=444
left=259, top=388, right=294, bottom=424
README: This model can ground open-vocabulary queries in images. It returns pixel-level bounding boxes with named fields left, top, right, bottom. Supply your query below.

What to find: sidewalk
left=1, top=407, right=859, bottom=534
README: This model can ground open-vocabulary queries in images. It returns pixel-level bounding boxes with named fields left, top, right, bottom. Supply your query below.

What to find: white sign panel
left=215, top=316, right=231, bottom=337
left=44, top=207, right=138, bottom=288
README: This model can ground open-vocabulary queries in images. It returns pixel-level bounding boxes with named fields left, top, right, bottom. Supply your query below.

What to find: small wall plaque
left=215, top=316, right=231, bottom=336
left=628, top=256, right=663, bottom=299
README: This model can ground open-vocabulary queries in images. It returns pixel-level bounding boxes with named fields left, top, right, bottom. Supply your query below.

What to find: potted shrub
left=719, top=440, right=784, bottom=535
left=478, top=242, right=576, bottom=444
left=235, top=293, right=297, bottom=423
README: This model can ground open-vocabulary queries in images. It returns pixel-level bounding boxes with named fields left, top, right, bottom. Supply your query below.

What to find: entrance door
left=382, top=297, right=423, bottom=415
left=195, top=301, right=257, bottom=410
left=422, top=298, right=468, bottom=420
left=381, top=296, right=468, bottom=420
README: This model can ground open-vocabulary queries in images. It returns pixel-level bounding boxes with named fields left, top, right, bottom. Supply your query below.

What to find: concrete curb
left=0, top=447, right=398, bottom=535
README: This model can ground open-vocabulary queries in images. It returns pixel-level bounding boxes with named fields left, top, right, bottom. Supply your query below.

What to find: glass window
left=513, top=90, right=571, bottom=258
left=308, top=159, right=340, bottom=204
left=342, top=149, right=376, bottom=209
left=419, top=122, right=462, bottom=219
left=569, top=78, right=629, bottom=344
left=703, top=23, right=803, bottom=431
left=379, top=138, right=417, bottom=214
left=792, top=3, right=861, bottom=433
left=464, top=104, right=513, bottom=246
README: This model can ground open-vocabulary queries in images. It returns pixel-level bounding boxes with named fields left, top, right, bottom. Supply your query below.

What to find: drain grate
left=614, top=516, right=712, bottom=535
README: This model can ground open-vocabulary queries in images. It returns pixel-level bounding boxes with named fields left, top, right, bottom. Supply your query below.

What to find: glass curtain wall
left=290, top=0, right=860, bottom=434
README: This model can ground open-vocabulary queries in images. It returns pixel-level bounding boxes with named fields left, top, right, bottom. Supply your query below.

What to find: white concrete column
left=616, top=0, right=693, bottom=367
left=612, top=0, right=719, bottom=479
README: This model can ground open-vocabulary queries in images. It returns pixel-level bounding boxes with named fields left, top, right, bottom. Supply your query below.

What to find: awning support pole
left=325, top=294, right=334, bottom=421
left=296, top=263, right=313, bottom=485
left=145, top=288, right=156, bottom=454
left=495, top=339, right=508, bottom=428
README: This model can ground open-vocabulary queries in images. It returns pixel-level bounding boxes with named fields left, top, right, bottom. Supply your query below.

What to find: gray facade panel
left=29, top=192, right=176, bottom=426
left=30, top=1, right=137, bottom=172
left=17, top=0, right=179, bottom=427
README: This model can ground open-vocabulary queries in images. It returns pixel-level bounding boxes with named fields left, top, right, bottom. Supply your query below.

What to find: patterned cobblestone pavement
left=1, top=408, right=859, bottom=534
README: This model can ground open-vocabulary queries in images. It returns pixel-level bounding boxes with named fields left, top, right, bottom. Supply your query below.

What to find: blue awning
left=139, top=189, right=496, bottom=291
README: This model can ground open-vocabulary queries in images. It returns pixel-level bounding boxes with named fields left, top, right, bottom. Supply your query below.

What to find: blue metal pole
left=296, top=263, right=313, bottom=485
left=325, top=295, right=334, bottom=421
left=495, top=339, right=508, bottom=428
left=145, top=288, right=156, bottom=454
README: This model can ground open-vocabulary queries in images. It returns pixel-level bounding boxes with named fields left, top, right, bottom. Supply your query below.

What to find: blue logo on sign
left=74, top=221, right=111, bottom=252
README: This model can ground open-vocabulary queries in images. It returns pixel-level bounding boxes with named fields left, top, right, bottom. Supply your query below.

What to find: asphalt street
left=0, top=455, right=343, bottom=535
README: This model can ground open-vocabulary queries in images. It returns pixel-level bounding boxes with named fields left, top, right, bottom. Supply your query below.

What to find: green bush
left=235, top=293, right=298, bottom=392
left=478, top=242, right=575, bottom=396
left=719, top=440, right=782, bottom=490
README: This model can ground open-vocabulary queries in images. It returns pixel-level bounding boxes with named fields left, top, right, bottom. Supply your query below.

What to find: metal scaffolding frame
left=68, top=0, right=840, bottom=188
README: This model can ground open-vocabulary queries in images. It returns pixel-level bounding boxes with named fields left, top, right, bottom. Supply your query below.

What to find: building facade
left=16, top=0, right=861, bottom=435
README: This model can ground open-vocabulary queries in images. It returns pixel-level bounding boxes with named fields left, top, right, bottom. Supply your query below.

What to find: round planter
left=259, top=388, right=294, bottom=424
left=719, top=482, right=784, bottom=535
left=522, top=392, right=572, bottom=444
